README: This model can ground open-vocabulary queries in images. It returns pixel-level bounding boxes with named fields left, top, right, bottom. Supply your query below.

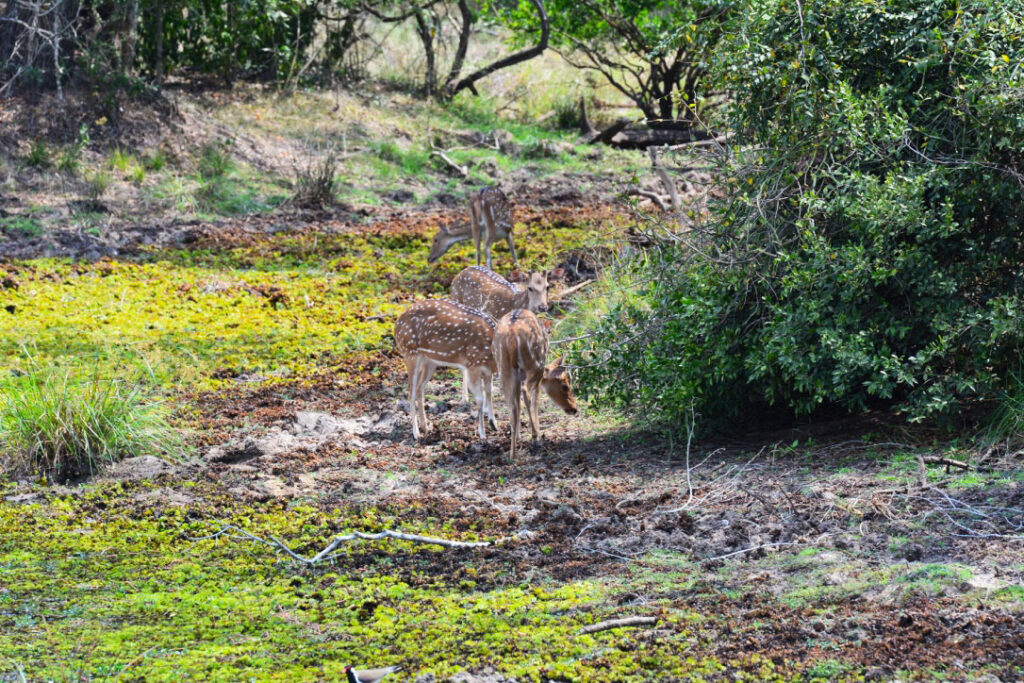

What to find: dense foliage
left=498, top=0, right=733, bottom=125
left=571, top=0, right=1024, bottom=431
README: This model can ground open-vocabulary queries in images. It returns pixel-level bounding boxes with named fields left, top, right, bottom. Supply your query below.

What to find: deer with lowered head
left=448, top=265, right=564, bottom=401
left=492, top=308, right=578, bottom=459
left=427, top=187, right=518, bottom=270
left=393, top=299, right=497, bottom=441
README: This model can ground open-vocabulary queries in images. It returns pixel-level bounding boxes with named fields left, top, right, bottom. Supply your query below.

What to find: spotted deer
left=449, top=265, right=565, bottom=401
left=393, top=300, right=497, bottom=441
left=427, top=187, right=518, bottom=270
left=492, top=309, right=578, bottom=459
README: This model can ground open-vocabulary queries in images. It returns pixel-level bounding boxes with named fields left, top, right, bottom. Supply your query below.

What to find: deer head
left=427, top=220, right=471, bottom=264
left=541, top=357, right=578, bottom=415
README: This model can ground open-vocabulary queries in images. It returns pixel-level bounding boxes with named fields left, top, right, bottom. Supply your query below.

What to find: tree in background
left=569, top=0, right=1024, bottom=433
left=498, top=0, right=734, bottom=127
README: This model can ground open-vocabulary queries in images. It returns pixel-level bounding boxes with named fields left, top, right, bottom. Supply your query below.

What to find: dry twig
left=192, top=525, right=532, bottom=566
left=577, top=616, right=658, bottom=635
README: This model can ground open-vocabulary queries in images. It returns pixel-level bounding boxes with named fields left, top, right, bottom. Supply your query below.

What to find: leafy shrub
left=0, top=368, right=179, bottom=481
left=571, top=0, right=1024, bottom=433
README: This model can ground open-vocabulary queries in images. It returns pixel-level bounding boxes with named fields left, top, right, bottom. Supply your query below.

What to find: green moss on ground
left=1, top=214, right=615, bottom=392
left=0, top=488, right=731, bottom=681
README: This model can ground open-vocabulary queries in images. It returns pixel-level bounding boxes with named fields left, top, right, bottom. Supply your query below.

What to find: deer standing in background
left=492, top=309, right=578, bottom=459
left=449, top=265, right=564, bottom=401
left=393, top=300, right=497, bottom=441
left=427, top=187, right=518, bottom=270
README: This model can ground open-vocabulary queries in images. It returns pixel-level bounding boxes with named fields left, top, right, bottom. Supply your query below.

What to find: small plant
left=144, top=149, right=167, bottom=172
left=292, top=143, right=339, bottom=208
left=0, top=216, right=44, bottom=237
left=84, top=170, right=111, bottom=202
left=24, top=140, right=51, bottom=168
left=109, top=148, right=146, bottom=184
left=0, top=367, right=180, bottom=482
left=57, top=124, right=91, bottom=174
left=197, top=140, right=234, bottom=180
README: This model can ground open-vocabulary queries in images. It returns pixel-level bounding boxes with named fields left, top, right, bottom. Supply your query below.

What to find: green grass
left=24, top=140, right=50, bottom=168
left=0, top=367, right=179, bottom=481
left=0, top=216, right=44, bottom=237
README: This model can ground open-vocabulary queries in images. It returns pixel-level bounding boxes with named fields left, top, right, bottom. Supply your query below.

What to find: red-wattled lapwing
left=344, top=665, right=401, bottom=683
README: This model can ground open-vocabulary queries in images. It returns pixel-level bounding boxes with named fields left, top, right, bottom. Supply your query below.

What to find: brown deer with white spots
left=427, top=187, right=518, bottom=270
left=393, top=299, right=497, bottom=441
left=449, top=265, right=564, bottom=401
left=492, top=309, right=578, bottom=459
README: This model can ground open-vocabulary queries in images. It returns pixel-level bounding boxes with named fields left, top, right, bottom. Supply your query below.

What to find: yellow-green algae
left=1, top=216, right=614, bottom=392
left=0, top=485, right=733, bottom=681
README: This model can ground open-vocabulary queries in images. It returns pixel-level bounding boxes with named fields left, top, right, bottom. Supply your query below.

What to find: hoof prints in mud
left=205, top=410, right=402, bottom=465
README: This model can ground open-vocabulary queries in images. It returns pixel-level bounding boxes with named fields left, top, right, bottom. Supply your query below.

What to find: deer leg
left=415, top=358, right=434, bottom=436
left=526, top=375, right=542, bottom=445
left=406, top=357, right=420, bottom=440
left=506, top=233, right=519, bottom=267
left=484, top=369, right=497, bottom=431
left=507, top=372, right=521, bottom=461
left=461, top=368, right=470, bottom=403
left=468, top=368, right=487, bottom=441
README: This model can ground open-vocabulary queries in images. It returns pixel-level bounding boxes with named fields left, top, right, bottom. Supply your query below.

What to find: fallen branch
left=429, top=150, right=468, bottom=178
left=577, top=616, right=658, bottom=635
left=587, top=118, right=630, bottom=145
left=920, top=456, right=970, bottom=471
left=192, top=525, right=531, bottom=566
left=628, top=188, right=670, bottom=212
left=648, top=146, right=680, bottom=213
left=703, top=542, right=796, bottom=563
left=553, top=278, right=593, bottom=301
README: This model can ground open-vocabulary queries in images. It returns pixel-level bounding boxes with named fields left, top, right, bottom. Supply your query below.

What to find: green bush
left=571, top=0, right=1024, bottom=433
left=0, top=368, right=180, bottom=481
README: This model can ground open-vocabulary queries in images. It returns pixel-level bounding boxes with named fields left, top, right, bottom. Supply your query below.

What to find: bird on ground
left=344, top=664, right=401, bottom=683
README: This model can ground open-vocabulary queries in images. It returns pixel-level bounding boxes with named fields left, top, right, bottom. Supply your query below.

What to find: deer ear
left=546, top=358, right=565, bottom=377
left=509, top=270, right=526, bottom=282
left=549, top=267, right=565, bottom=280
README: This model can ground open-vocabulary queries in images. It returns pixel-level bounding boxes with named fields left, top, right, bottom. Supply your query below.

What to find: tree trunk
left=413, top=5, right=435, bottom=97
left=443, top=0, right=472, bottom=91
left=445, top=0, right=548, bottom=99
left=153, top=1, right=164, bottom=84
left=122, top=0, right=139, bottom=74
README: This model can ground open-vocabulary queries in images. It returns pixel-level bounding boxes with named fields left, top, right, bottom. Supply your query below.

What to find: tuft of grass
left=0, top=367, right=180, bottom=482
left=985, top=367, right=1024, bottom=442
left=83, top=170, right=112, bottom=202
left=145, top=149, right=167, bottom=172
left=25, top=140, right=51, bottom=168
left=197, top=140, right=234, bottom=180
left=292, top=142, right=339, bottom=208
left=0, top=216, right=44, bottom=237
left=110, top=148, right=146, bottom=184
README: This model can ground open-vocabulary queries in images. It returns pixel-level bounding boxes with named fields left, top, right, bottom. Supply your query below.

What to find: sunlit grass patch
left=0, top=366, right=179, bottom=481
left=1, top=211, right=616, bottom=392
